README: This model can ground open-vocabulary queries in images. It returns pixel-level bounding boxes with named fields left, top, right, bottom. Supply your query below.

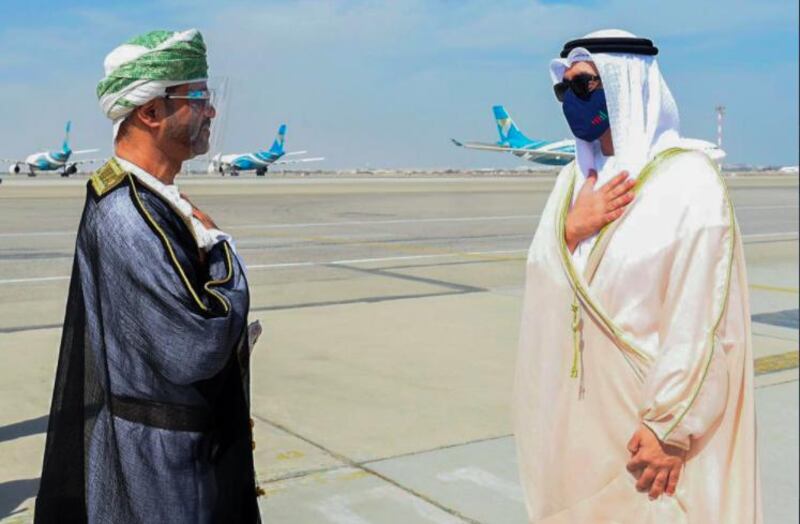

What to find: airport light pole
left=715, top=105, right=726, bottom=148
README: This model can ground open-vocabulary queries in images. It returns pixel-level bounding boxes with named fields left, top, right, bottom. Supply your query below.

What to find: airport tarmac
left=0, top=173, right=797, bottom=523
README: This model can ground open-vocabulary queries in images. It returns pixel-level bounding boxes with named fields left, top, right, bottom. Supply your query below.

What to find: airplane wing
left=71, top=158, right=101, bottom=166
left=71, top=149, right=101, bottom=155
left=273, top=157, right=325, bottom=165
left=283, top=150, right=308, bottom=156
left=451, top=139, right=574, bottom=160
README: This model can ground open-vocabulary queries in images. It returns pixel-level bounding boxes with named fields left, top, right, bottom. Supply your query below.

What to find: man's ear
left=134, top=99, right=165, bottom=130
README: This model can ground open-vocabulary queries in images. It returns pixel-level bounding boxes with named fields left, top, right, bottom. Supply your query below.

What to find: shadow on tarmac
left=0, top=415, right=48, bottom=444
left=0, top=478, right=38, bottom=521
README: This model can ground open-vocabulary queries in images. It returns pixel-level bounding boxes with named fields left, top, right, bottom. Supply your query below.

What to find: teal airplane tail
left=267, top=124, right=287, bottom=154
left=493, top=105, right=539, bottom=148
left=62, top=120, right=72, bottom=153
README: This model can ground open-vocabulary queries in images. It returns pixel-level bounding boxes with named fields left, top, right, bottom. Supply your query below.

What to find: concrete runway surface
left=0, top=173, right=797, bottom=523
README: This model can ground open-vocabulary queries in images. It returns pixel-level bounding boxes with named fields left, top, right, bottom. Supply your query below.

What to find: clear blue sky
left=0, top=0, right=797, bottom=168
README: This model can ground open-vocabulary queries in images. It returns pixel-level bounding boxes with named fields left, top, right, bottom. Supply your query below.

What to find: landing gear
left=28, top=167, right=36, bottom=177
left=230, top=168, right=240, bottom=177
left=256, top=168, right=267, bottom=177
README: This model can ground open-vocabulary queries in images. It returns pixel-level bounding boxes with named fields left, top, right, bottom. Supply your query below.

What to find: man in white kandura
left=513, top=29, right=762, bottom=523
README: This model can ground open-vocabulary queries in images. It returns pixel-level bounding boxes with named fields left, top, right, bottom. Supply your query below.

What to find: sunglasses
left=164, top=89, right=214, bottom=107
left=553, top=74, right=601, bottom=102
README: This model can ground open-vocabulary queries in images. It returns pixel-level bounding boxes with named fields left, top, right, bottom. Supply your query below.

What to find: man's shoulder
left=89, top=158, right=130, bottom=198
left=82, top=163, right=152, bottom=243
left=86, top=159, right=174, bottom=226
left=662, top=149, right=723, bottom=189
left=645, top=149, right=731, bottom=228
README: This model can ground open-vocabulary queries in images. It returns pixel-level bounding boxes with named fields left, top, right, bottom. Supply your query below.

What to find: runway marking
left=247, top=249, right=524, bottom=270
left=250, top=288, right=487, bottom=313
left=755, top=351, right=799, bottom=375
left=0, top=230, right=74, bottom=238
left=0, top=215, right=540, bottom=239
left=0, top=232, right=793, bottom=286
left=315, top=486, right=464, bottom=524
left=0, top=210, right=795, bottom=240
left=332, top=263, right=485, bottom=293
left=0, top=275, right=70, bottom=285
left=750, top=284, right=799, bottom=294
left=229, top=214, right=540, bottom=230
left=737, top=205, right=799, bottom=210
left=255, top=415, right=482, bottom=524
left=437, top=467, right=525, bottom=503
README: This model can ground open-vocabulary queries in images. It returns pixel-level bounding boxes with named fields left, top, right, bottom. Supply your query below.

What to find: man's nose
left=205, top=103, right=217, bottom=118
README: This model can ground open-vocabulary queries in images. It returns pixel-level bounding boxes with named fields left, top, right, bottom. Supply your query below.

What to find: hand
left=626, top=425, right=686, bottom=499
left=565, top=170, right=635, bottom=252
left=180, top=192, right=218, bottom=230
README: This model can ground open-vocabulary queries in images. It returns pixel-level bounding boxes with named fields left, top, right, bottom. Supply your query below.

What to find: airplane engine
left=8, top=163, right=20, bottom=174
left=65, top=164, right=78, bottom=175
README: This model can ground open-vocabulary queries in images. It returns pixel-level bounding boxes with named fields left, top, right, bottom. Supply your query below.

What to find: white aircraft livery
left=209, top=124, right=323, bottom=176
left=453, top=105, right=724, bottom=166
left=4, top=121, right=99, bottom=177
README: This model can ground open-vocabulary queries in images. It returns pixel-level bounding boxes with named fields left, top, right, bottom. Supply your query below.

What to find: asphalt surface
left=0, top=173, right=797, bottom=523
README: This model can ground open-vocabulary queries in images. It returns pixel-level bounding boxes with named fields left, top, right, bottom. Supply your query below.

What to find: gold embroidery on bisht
left=90, top=158, right=128, bottom=196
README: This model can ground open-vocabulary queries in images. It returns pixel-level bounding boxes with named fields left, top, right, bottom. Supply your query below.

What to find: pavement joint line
left=755, top=374, right=799, bottom=389
left=262, top=464, right=350, bottom=485
left=377, top=256, right=521, bottom=272
left=253, top=415, right=482, bottom=524
left=359, top=434, right=513, bottom=467
left=751, top=329, right=800, bottom=342
left=250, top=290, right=481, bottom=313
left=0, top=323, right=63, bottom=334
left=261, top=433, right=513, bottom=486
left=329, top=263, right=486, bottom=294
left=253, top=228, right=526, bottom=264
left=2, top=290, right=484, bottom=333
left=754, top=351, right=800, bottom=375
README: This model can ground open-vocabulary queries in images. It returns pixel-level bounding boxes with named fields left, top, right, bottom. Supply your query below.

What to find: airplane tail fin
left=267, top=124, right=287, bottom=154
left=62, top=120, right=72, bottom=153
left=492, top=106, right=533, bottom=147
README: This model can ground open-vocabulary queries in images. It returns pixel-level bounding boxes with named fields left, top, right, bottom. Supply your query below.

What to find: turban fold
left=97, top=29, right=208, bottom=138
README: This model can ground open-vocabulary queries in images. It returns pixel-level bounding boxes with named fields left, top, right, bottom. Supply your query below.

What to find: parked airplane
left=4, top=121, right=99, bottom=176
left=453, top=105, right=725, bottom=166
left=208, top=124, right=323, bottom=176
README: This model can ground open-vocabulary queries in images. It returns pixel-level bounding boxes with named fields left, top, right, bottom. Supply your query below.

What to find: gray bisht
left=35, top=159, right=261, bottom=523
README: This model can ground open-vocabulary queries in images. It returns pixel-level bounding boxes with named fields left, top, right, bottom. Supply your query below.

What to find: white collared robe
left=513, top=148, right=762, bottom=523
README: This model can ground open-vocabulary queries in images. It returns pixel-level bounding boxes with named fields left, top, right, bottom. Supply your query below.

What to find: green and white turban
left=97, top=29, right=208, bottom=139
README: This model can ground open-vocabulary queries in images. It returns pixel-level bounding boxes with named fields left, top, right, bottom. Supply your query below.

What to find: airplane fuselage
left=510, top=139, right=575, bottom=166
left=219, top=151, right=284, bottom=172
left=24, top=150, right=72, bottom=171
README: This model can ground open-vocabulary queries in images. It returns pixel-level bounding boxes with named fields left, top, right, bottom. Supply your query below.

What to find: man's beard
left=165, top=116, right=212, bottom=158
